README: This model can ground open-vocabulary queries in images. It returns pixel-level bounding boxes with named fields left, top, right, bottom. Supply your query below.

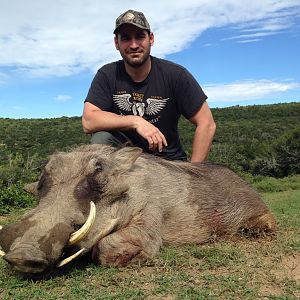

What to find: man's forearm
left=190, top=123, right=216, bottom=163
left=82, top=110, right=137, bottom=133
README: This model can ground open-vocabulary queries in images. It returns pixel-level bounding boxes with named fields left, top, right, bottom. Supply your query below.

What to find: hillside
left=0, top=102, right=299, bottom=177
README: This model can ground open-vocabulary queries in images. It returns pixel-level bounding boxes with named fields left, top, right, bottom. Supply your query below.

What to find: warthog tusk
left=68, top=201, right=96, bottom=246
left=57, top=218, right=119, bottom=268
left=57, top=248, right=86, bottom=268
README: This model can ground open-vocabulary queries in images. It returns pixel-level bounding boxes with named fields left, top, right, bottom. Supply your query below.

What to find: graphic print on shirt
left=113, top=92, right=168, bottom=123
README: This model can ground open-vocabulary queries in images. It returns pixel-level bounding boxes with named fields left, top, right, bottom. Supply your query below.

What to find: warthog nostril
left=4, top=249, right=49, bottom=274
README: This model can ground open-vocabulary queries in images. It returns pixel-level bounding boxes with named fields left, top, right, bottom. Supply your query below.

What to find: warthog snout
left=4, top=247, right=48, bottom=274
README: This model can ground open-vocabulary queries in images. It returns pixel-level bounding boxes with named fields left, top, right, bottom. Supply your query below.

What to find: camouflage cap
left=113, top=9, right=151, bottom=34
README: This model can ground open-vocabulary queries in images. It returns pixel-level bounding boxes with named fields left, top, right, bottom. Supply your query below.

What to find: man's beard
left=121, top=45, right=151, bottom=68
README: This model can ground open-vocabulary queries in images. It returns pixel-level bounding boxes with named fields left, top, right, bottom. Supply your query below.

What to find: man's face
left=115, top=24, right=154, bottom=68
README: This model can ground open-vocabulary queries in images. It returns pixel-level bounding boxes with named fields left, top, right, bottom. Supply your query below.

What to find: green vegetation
left=0, top=188, right=299, bottom=299
left=0, top=102, right=299, bottom=299
left=180, top=102, right=300, bottom=176
left=0, top=102, right=299, bottom=212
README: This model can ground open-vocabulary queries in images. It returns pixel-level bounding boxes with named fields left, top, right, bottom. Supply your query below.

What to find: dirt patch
left=260, top=284, right=284, bottom=298
left=259, top=253, right=300, bottom=299
left=275, top=253, right=300, bottom=281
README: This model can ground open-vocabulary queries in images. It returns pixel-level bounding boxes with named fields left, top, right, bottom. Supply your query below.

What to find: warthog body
left=0, top=144, right=276, bottom=275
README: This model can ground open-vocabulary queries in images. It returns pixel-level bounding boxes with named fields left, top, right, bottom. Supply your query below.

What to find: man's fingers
left=135, top=118, right=168, bottom=151
left=154, top=135, right=163, bottom=152
left=148, top=134, right=165, bottom=152
left=159, top=132, right=168, bottom=147
left=148, top=136, right=157, bottom=150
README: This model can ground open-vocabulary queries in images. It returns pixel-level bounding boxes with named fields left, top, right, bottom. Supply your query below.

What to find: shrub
left=244, top=174, right=300, bottom=193
left=0, top=183, right=37, bottom=214
left=274, top=125, right=300, bottom=177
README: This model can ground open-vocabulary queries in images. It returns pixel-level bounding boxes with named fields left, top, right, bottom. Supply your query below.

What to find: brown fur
left=0, top=144, right=276, bottom=274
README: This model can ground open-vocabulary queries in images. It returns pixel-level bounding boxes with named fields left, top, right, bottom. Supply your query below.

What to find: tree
left=274, top=125, right=300, bottom=177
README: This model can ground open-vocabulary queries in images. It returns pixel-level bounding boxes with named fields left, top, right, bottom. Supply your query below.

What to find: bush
left=0, top=145, right=41, bottom=188
left=274, top=125, right=300, bottom=177
left=0, top=183, right=37, bottom=214
left=251, top=126, right=300, bottom=177
left=244, top=174, right=300, bottom=193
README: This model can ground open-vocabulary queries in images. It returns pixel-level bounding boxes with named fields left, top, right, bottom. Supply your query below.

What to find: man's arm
left=189, top=102, right=216, bottom=163
left=82, top=102, right=167, bottom=152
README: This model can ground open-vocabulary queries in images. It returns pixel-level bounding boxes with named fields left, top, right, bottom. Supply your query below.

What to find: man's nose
left=129, top=38, right=139, bottom=48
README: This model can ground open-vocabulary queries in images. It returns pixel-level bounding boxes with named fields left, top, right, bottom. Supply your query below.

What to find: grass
left=0, top=187, right=299, bottom=299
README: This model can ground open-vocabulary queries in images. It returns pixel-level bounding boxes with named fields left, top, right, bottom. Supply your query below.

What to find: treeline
left=1, top=102, right=300, bottom=185
left=0, top=102, right=299, bottom=213
left=180, top=102, right=300, bottom=177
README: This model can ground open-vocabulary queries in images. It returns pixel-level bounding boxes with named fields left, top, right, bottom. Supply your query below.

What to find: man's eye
left=120, top=36, right=130, bottom=41
left=136, top=34, right=145, bottom=40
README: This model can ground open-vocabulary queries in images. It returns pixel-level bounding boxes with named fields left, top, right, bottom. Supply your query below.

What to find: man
left=82, top=9, right=216, bottom=162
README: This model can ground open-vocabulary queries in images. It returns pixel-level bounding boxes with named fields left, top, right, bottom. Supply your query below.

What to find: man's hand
left=133, top=117, right=168, bottom=152
left=82, top=102, right=167, bottom=152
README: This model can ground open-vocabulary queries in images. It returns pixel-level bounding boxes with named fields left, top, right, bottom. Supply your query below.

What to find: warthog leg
left=92, top=213, right=162, bottom=267
left=243, top=212, right=277, bottom=233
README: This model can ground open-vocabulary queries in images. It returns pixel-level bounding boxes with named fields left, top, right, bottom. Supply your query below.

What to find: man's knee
left=91, top=131, right=130, bottom=147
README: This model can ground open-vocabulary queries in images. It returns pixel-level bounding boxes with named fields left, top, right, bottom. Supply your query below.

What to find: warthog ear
left=111, top=147, right=142, bottom=173
left=24, top=182, right=39, bottom=196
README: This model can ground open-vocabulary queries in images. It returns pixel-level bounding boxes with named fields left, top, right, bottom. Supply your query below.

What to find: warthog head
left=0, top=145, right=141, bottom=274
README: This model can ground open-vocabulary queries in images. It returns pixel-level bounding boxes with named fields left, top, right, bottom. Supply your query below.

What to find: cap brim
left=113, top=23, right=150, bottom=34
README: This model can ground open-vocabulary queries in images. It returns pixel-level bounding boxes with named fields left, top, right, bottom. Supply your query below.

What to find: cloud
left=205, top=79, right=300, bottom=102
left=0, top=0, right=299, bottom=77
left=222, top=4, right=300, bottom=43
left=55, top=94, right=72, bottom=102
left=236, top=39, right=262, bottom=44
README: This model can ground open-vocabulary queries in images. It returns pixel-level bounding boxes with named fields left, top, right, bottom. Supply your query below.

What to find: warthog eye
left=95, top=161, right=103, bottom=172
left=74, top=175, right=105, bottom=201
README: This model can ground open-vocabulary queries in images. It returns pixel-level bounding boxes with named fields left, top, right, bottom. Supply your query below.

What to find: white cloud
left=205, top=80, right=300, bottom=102
left=55, top=94, right=72, bottom=102
left=0, top=0, right=299, bottom=77
left=236, top=39, right=262, bottom=44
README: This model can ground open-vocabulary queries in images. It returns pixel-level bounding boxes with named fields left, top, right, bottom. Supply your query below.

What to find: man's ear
left=149, top=32, right=154, bottom=46
left=114, top=36, right=119, bottom=50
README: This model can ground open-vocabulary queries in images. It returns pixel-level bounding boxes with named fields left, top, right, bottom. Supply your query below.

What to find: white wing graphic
left=113, top=94, right=132, bottom=112
left=145, top=98, right=168, bottom=116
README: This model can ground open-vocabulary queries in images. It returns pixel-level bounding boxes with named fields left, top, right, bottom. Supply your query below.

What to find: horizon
left=0, top=1, right=300, bottom=119
left=1, top=101, right=298, bottom=120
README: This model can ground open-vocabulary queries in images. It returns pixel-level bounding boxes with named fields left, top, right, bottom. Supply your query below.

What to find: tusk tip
left=57, top=248, right=86, bottom=268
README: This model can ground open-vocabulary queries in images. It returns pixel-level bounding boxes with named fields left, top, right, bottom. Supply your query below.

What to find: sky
left=0, top=0, right=300, bottom=119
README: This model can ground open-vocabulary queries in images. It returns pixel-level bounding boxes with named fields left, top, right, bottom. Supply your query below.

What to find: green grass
left=0, top=187, right=299, bottom=299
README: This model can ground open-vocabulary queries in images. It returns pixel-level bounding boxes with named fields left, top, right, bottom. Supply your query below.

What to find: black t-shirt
left=85, top=56, right=207, bottom=160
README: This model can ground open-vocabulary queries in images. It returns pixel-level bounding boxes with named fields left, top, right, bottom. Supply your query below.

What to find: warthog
left=0, top=144, right=276, bottom=275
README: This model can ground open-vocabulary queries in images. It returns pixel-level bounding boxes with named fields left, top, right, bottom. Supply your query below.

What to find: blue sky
left=0, top=0, right=300, bottom=119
